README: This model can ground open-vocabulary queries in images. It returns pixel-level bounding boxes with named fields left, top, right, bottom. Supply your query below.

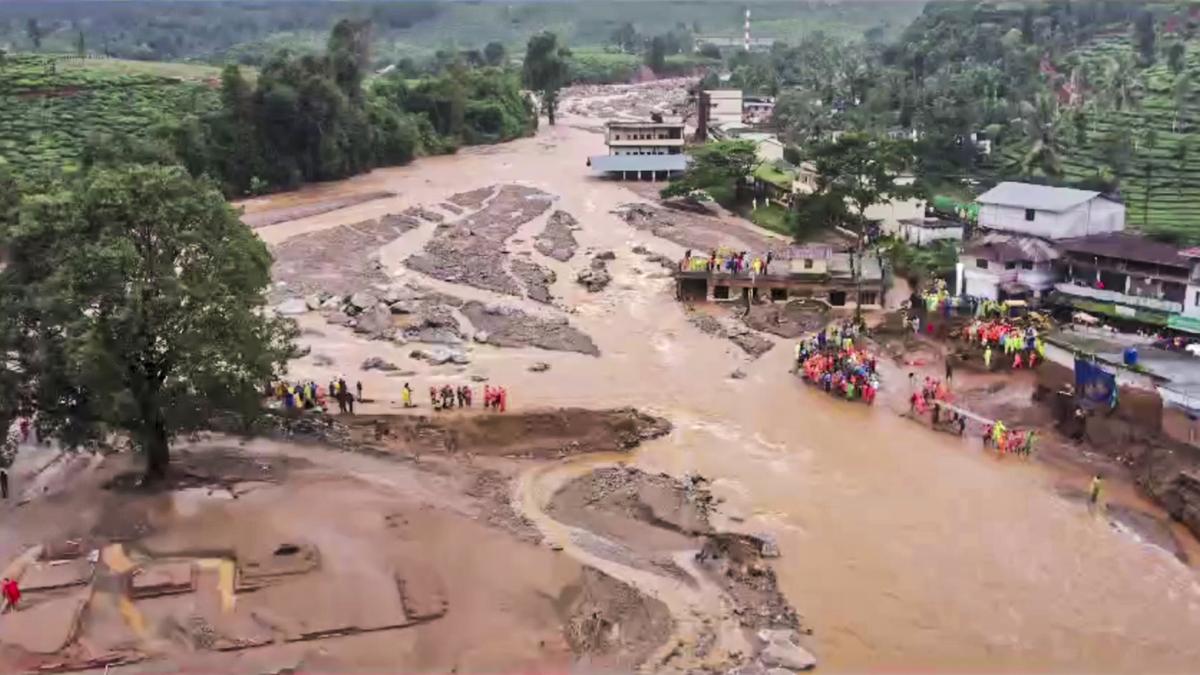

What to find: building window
left=976, top=258, right=988, bottom=269
left=804, top=258, right=814, bottom=269
left=1021, top=261, right=1033, bottom=270
left=1005, top=262, right=1016, bottom=270
left=1025, top=209, right=1036, bottom=221
left=858, top=291, right=878, bottom=306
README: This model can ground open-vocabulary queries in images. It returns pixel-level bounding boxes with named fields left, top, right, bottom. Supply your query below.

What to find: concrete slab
left=0, top=591, right=88, bottom=653
left=394, top=560, right=448, bottom=621
left=130, top=561, right=194, bottom=598
left=20, top=559, right=94, bottom=592
left=238, top=541, right=320, bottom=587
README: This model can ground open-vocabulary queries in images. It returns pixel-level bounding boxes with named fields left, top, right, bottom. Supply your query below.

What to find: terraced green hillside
left=0, top=55, right=218, bottom=176
left=1000, top=34, right=1200, bottom=241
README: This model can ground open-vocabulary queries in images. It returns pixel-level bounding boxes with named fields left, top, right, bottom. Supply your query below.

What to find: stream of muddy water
left=244, top=87, right=1200, bottom=672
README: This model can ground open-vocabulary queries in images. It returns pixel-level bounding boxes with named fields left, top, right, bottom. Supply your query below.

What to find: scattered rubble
left=406, top=185, right=554, bottom=296
left=688, top=314, right=774, bottom=358
left=447, top=185, right=496, bottom=209
left=612, top=202, right=777, bottom=254
left=534, top=210, right=581, bottom=262
left=511, top=259, right=557, bottom=304
left=460, top=301, right=600, bottom=356
left=402, top=205, right=445, bottom=223
left=529, top=362, right=551, bottom=373
left=400, top=304, right=464, bottom=345
left=271, top=214, right=419, bottom=300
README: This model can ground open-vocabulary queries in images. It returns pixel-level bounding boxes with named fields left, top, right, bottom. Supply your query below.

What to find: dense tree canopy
left=523, top=31, right=571, bottom=125
left=0, top=164, right=296, bottom=480
left=660, top=140, right=758, bottom=200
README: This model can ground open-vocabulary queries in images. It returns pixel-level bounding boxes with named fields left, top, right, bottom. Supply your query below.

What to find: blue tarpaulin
left=1075, top=358, right=1117, bottom=408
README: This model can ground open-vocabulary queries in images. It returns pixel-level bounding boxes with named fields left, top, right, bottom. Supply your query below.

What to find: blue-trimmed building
left=587, top=120, right=688, bottom=181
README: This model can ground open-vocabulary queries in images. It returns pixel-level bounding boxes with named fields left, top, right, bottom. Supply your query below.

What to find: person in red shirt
left=2, top=577, right=20, bottom=612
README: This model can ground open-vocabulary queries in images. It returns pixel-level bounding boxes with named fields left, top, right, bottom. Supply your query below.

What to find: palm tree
left=1013, top=92, right=1067, bottom=178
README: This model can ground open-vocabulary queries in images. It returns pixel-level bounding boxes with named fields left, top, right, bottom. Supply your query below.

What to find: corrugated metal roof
left=977, top=182, right=1101, bottom=213
left=588, top=155, right=688, bottom=173
left=964, top=233, right=1060, bottom=263
left=1057, top=232, right=1191, bottom=268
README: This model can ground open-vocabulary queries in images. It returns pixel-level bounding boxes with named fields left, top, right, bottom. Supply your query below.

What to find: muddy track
left=513, top=456, right=753, bottom=673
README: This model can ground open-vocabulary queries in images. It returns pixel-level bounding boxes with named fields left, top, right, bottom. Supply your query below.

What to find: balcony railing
left=1054, top=282, right=1183, bottom=313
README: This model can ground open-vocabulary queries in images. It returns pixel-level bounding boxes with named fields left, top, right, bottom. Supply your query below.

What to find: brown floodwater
left=245, top=91, right=1200, bottom=673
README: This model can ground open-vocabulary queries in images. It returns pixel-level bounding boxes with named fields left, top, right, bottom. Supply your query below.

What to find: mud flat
left=0, top=406, right=683, bottom=674
left=535, top=210, right=581, bottom=262
left=405, top=184, right=553, bottom=296
left=270, top=214, right=419, bottom=300
left=339, top=407, right=670, bottom=459
left=241, top=191, right=397, bottom=229
left=688, top=312, right=775, bottom=358
left=741, top=300, right=830, bottom=339
left=545, top=467, right=808, bottom=672
left=612, top=202, right=779, bottom=254
left=461, top=301, right=600, bottom=356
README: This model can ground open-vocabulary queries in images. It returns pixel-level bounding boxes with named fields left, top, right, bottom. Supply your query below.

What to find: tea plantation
left=0, top=55, right=219, bottom=176
left=999, top=34, right=1200, bottom=242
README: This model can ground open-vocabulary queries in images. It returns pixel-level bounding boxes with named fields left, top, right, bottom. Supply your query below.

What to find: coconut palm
left=1012, top=92, right=1067, bottom=178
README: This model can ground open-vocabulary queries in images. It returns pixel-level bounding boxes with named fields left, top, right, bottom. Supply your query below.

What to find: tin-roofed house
left=976, top=182, right=1125, bottom=239
left=959, top=233, right=1060, bottom=301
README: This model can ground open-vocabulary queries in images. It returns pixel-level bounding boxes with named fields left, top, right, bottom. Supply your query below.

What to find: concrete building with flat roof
left=588, top=119, right=688, bottom=181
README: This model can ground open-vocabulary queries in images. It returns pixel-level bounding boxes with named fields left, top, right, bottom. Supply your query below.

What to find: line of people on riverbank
left=272, top=379, right=508, bottom=414
left=906, top=378, right=1036, bottom=457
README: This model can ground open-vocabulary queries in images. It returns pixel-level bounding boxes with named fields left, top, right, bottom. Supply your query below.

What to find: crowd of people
left=682, top=247, right=777, bottom=276
left=270, top=379, right=508, bottom=414
left=794, top=323, right=880, bottom=404
left=962, top=319, right=1046, bottom=370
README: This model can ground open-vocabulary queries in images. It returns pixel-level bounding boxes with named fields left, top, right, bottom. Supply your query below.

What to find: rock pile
left=577, top=252, right=613, bottom=293
left=534, top=210, right=581, bottom=262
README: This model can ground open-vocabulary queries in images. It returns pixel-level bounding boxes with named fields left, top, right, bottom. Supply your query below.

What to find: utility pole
left=744, top=7, right=751, bottom=53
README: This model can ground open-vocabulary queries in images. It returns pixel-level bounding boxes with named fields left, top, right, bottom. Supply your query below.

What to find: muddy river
left=241, top=90, right=1200, bottom=672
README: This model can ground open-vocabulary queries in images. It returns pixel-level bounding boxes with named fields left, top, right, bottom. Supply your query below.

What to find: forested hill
left=0, top=1, right=925, bottom=66
left=757, top=1, right=1200, bottom=242
left=887, top=1, right=1200, bottom=241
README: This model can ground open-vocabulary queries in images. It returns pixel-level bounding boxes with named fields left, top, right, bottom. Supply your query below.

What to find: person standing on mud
left=345, top=390, right=355, bottom=415
left=402, top=383, right=414, bottom=408
left=1088, top=474, right=1104, bottom=514
left=0, top=468, right=8, bottom=500
left=984, top=346, right=993, bottom=370
left=356, top=381, right=363, bottom=403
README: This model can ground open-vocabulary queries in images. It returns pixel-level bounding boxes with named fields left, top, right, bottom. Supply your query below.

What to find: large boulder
left=411, top=346, right=470, bottom=365
left=305, top=293, right=326, bottom=311
left=353, top=304, right=395, bottom=340
left=348, top=291, right=378, bottom=311
left=361, top=357, right=399, bottom=372
left=275, top=298, right=309, bottom=316
left=758, top=631, right=816, bottom=672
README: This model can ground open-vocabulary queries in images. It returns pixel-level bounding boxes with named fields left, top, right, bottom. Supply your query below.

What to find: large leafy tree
left=523, top=31, right=570, bottom=125
left=0, top=165, right=296, bottom=481
left=660, top=140, right=758, bottom=200
left=810, top=134, right=912, bottom=318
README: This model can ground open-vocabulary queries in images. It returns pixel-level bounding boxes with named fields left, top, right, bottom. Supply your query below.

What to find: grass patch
left=748, top=202, right=793, bottom=236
